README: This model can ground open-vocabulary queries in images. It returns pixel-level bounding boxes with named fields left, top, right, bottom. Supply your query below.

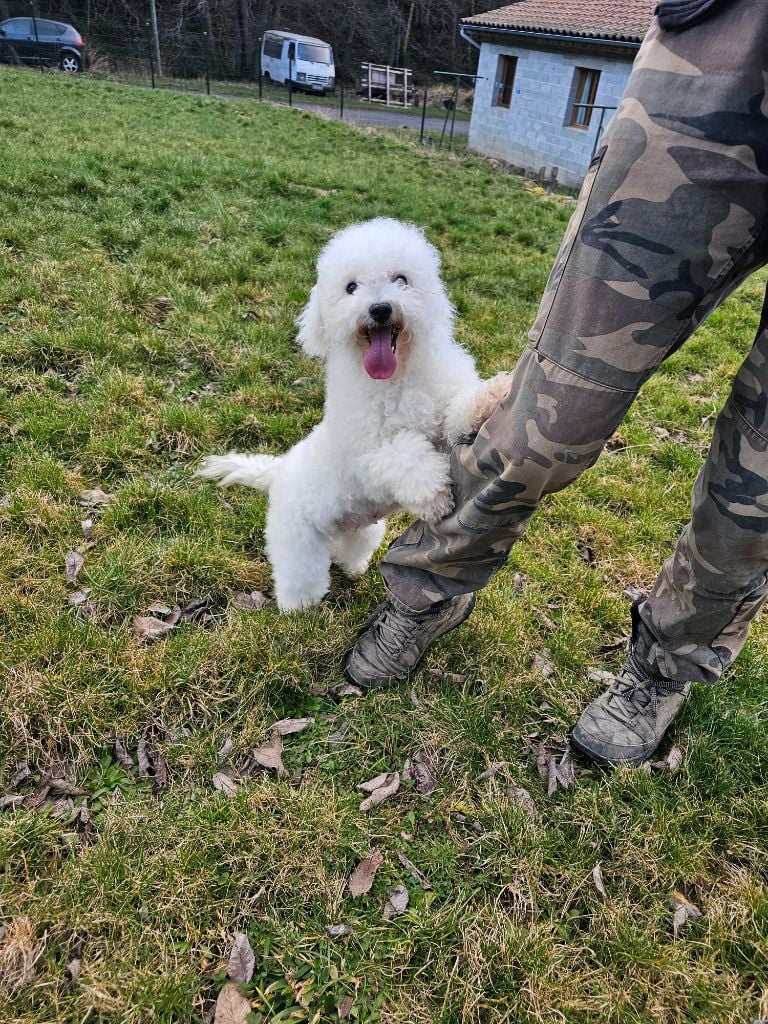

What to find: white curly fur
left=198, top=217, right=511, bottom=611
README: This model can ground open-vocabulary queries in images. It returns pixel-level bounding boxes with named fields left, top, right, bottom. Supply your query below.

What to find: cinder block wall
left=468, top=40, right=633, bottom=186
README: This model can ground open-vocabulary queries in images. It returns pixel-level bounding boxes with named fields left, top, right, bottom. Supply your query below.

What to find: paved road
left=295, top=101, right=470, bottom=135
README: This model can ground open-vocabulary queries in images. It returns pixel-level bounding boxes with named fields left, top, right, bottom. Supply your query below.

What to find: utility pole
left=148, top=0, right=162, bottom=77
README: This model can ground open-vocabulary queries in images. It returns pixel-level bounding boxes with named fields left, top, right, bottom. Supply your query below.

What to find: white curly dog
left=198, top=218, right=510, bottom=611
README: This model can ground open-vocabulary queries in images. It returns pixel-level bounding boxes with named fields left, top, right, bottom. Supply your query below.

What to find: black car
left=0, top=17, right=87, bottom=72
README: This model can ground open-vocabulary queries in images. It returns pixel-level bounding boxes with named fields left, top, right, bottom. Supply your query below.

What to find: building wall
left=467, top=39, right=634, bottom=187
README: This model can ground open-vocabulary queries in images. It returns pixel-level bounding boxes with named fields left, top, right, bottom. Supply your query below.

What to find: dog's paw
left=468, top=372, right=514, bottom=431
left=419, top=483, right=455, bottom=524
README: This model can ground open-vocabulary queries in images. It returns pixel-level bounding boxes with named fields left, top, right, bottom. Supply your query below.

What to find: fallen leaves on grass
left=212, top=772, right=239, bottom=797
left=227, top=933, right=255, bottom=985
left=402, top=750, right=437, bottom=797
left=251, top=732, right=286, bottom=776
left=309, top=682, right=363, bottom=699
left=337, top=995, right=354, bottom=1019
left=230, top=590, right=270, bottom=611
left=670, top=891, right=702, bottom=937
left=383, top=884, right=409, bottom=920
left=65, top=550, right=84, bottom=583
left=532, top=651, right=555, bottom=678
left=214, top=982, right=251, bottom=1024
left=358, top=771, right=400, bottom=811
left=78, top=487, right=115, bottom=509
left=324, top=924, right=353, bottom=938
left=651, top=745, right=684, bottom=774
left=536, top=741, right=577, bottom=796
left=592, top=863, right=607, bottom=899
left=348, top=850, right=384, bottom=897
left=507, top=784, right=538, bottom=821
left=133, top=615, right=176, bottom=642
left=397, top=852, right=431, bottom=890
left=271, top=717, right=314, bottom=737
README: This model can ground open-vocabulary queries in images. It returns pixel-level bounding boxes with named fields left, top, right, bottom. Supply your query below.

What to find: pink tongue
left=363, top=326, right=397, bottom=380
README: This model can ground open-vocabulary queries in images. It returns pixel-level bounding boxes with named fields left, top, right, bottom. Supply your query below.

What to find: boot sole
left=569, top=726, right=662, bottom=768
left=343, top=594, right=476, bottom=691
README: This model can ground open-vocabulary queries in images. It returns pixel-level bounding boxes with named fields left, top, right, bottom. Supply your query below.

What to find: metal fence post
left=448, top=77, right=459, bottom=151
left=419, top=86, right=428, bottom=143
left=145, top=21, right=156, bottom=87
left=339, top=82, right=344, bottom=119
left=28, top=0, right=43, bottom=74
left=288, top=54, right=293, bottom=105
left=203, top=30, right=210, bottom=94
left=257, top=37, right=262, bottom=100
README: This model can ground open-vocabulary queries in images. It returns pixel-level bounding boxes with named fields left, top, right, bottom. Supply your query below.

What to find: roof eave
left=460, top=22, right=643, bottom=49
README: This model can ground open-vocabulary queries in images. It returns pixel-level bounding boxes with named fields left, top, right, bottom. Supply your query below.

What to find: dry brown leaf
left=113, top=737, right=133, bottom=770
left=132, top=615, right=176, bottom=642
left=137, top=735, right=152, bottom=779
left=324, top=924, right=353, bottom=938
left=214, top=981, right=251, bottom=1024
left=251, top=732, right=285, bottom=776
left=592, top=863, right=607, bottom=898
left=507, top=784, right=538, bottom=821
left=357, top=772, right=389, bottom=793
left=397, top=852, right=431, bottom=890
left=652, top=745, right=684, bottom=774
left=359, top=772, right=400, bottom=811
left=9, top=764, right=31, bottom=788
left=67, top=588, right=92, bottom=607
left=670, top=890, right=702, bottom=938
left=272, top=717, right=314, bottom=737
left=213, top=772, right=239, bottom=797
left=533, top=651, right=555, bottom=678
left=383, top=884, right=409, bottom=920
left=65, top=550, right=84, bottom=583
left=546, top=754, right=558, bottom=797
left=152, top=749, right=169, bottom=789
left=348, top=850, right=384, bottom=897
left=45, top=778, right=85, bottom=797
left=230, top=590, right=270, bottom=611
left=337, top=994, right=354, bottom=1019
left=623, top=584, right=648, bottom=603
left=80, top=518, right=93, bottom=539
left=412, top=752, right=436, bottom=797
left=78, top=487, right=115, bottom=508
left=217, top=737, right=234, bottom=764
left=0, top=795, right=25, bottom=811
left=555, top=750, right=575, bottom=791
left=146, top=601, right=173, bottom=616
left=476, top=762, right=505, bottom=781
left=227, top=933, right=255, bottom=985
left=66, top=957, right=81, bottom=982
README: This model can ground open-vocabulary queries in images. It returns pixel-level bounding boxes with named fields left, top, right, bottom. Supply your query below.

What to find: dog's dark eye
left=346, top=282, right=358, bottom=294
left=393, top=274, right=408, bottom=286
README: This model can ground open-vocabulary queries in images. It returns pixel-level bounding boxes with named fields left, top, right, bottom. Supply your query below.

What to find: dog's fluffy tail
left=196, top=452, right=279, bottom=491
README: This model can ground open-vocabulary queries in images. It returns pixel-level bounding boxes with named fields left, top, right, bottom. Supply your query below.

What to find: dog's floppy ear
left=296, top=285, right=329, bottom=360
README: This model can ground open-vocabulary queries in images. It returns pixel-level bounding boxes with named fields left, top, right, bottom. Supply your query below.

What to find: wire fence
left=0, top=5, right=474, bottom=149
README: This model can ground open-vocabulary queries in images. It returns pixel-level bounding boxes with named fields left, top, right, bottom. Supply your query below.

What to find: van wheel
left=263, top=71, right=271, bottom=81
left=60, top=53, right=82, bottom=73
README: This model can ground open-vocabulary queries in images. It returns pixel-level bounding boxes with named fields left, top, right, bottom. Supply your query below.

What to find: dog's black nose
left=369, top=302, right=393, bottom=324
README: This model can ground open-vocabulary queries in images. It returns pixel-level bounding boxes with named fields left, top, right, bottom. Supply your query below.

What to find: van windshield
left=297, top=42, right=332, bottom=64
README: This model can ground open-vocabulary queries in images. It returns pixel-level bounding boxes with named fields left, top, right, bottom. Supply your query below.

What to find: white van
left=261, top=31, right=335, bottom=94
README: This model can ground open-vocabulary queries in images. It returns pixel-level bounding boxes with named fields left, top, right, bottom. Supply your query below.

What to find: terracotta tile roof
left=462, top=0, right=654, bottom=43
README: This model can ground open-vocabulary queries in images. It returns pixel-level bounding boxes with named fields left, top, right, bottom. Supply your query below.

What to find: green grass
left=0, top=66, right=766, bottom=1024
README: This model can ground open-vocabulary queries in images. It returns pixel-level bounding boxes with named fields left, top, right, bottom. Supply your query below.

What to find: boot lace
left=606, top=661, right=685, bottom=722
left=371, top=602, right=444, bottom=662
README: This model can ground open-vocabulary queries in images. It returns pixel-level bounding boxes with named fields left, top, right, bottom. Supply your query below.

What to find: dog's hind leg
left=329, top=520, right=387, bottom=578
left=266, top=507, right=332, bottom=612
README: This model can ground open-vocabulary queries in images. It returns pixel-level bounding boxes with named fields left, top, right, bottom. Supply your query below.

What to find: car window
left=2, top=19, right=32, bottom=38
left=263, top=35, right=282, bottom=59
left=298, top=43, right=332, bottom=64
left=35, top=20, right=63, bottom=38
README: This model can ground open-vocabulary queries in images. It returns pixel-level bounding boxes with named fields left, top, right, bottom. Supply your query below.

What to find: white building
left=461, top=0, right=654, bottom=187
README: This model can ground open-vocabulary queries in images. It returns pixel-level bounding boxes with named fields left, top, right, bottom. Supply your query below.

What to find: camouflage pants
left=382, top=0, right=768, bottom=684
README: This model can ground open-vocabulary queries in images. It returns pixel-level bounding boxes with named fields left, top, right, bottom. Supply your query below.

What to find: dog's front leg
left=443, top=372, right=514, bottom=445
left=360, top=432, right=454, bottom=523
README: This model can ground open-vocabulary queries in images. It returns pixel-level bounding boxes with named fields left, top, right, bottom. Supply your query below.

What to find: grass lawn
left=0, top=67, right=766, bottom=1024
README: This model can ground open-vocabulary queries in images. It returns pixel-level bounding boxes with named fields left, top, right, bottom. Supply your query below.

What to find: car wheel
left=60, top=53, right=81, bottom=73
